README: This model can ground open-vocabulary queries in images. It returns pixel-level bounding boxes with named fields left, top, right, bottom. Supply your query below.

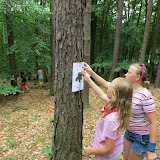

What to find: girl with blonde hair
left=124, top=63, right=158, bottom=160
left=82, top=70, right=133, bottom=160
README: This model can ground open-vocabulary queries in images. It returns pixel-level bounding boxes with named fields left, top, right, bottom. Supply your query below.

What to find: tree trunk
left=6, top=0, right=17, bottom=86
left=98, top=0, right=107, bottom=54
left=50, top=0, right=55, bottom=96
left=83, top=0, right=91, bottom=107
left=137, top=0, right=142, bottom=27
left=109, top=0, right=124, bottom=81
left=90, top=0, right=98, bottom=64
left=155, top=63, right=160, bottom=88
left=3, top=25, right=6, bottom=44
left=52, top=1, right=89, bottom=159
left=139, top=0, right=153, bottom=63
left=149, top=1, right=160, bottom=79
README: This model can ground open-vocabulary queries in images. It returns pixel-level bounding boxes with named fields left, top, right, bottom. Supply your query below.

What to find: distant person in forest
left=83, top=63, right=158, bottom=160
left=82, top=69, right=133, bottom=160
left=37, top=68, right=44, bottom=88
left=20, top=72, right=29, bottom=92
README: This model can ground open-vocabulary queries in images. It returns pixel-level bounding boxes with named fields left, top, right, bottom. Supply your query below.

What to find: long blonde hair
left=106, top=77, right=133, bottom=131
left=131, top=63, right=150, bottom=89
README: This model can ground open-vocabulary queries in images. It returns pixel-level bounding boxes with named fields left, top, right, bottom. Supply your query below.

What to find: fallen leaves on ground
left=0, top=81, right=160, bottom=160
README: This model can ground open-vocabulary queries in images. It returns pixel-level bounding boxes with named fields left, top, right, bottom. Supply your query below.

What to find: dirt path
left=0, top=81, right=160, bottom=160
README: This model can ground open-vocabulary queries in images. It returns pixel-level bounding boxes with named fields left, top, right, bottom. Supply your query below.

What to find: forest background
left=0, top=0, right=160, bottom=160
left=0, top=0, right=160, bottom=95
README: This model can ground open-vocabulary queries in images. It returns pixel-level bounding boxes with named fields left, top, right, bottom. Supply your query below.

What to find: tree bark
left=155, top=63, right=160, bottom=88
left=52, top=1, right=89, bottom=159
left=6, top=0, right=17, bottom=86
left=109, top=0, right=124, bottom=81
left=83, top=0, right=91, bottom=107
left=137, top=0, right=142, bottom=27
left=90, top=0, right=98, bottom=64
left=139, top=0, right=153, bottom=63
left=150, top=1, right=160, bottom=79
left=50, top=0, right=55, bottom=96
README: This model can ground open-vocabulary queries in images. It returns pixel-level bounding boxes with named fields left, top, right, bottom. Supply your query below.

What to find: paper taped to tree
left=72, top=62, right=84, bottom=92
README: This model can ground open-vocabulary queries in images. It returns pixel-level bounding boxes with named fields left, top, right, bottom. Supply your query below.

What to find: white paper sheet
left=72, top=62, right=84, bottom=92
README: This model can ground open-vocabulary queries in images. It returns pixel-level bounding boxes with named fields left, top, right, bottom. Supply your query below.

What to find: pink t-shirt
left=127, top=88, right=156, bottom=135
left=93, top=112, right=123, bottom=160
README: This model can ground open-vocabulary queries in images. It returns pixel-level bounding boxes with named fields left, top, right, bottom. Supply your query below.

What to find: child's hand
left=81, top=71, right=90, bottom=82
left=83, top=63, right=92, bottom=73
left=83, top=146, right=93, bottom=156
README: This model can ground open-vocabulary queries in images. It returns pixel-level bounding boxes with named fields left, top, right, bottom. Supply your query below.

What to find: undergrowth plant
left=42, top=142, right=52, bottom=155
left=1, top=157, right=18, bottom=160
left=32, top=115, right=41, bottom=120
left=36, top=135, right=47, bottom=143
left=4, top=134, right=21, bottom=149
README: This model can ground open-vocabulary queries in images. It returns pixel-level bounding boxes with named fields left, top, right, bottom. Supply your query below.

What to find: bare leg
left=123, top=139, right=132, bottom=160
left=123, top=139, right=145, bottom=160
left=128, top=148, right=145, bottom=160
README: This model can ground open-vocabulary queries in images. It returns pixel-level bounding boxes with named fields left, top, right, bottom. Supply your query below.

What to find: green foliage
left=4, top=136, right=21, bottom=149
left=0, top=84, right=19, bottom=96
left=42, top=143, right=52, bottom=155
left=104, top=88, right=108, bottom=94
left=12, top=105, right=30, bottom=112
left=36, top=135, right=47, bottom=143
left=1, top=157, right=18, bottom=160
left=0, top=0, right=51, bottom=80
left=114, top=61, right=134, bottom=72
left=49, top=117, right=54, bottom=123
left=32, top=115, right=41, bottom=120
left=0, top=145, right=6, bottom=151
left=91, top=61, right=112, bottom=68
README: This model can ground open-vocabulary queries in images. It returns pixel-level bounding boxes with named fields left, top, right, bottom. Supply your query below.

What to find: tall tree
left=50, top=0, right=55, bottom=96
left=155, top=63, right=160, bottom=88
left=109, top=0, right=124, bottom=81
left=90, top=0, right=98, bottom=64
left=149, top=1, right=160, bottom=79
left=83, top=0, right=91, bottom=107
left=52, top=0, right=89, bottom=159
left=6, top=0, right=17, bottom=86
left=139, top=0, right=153, bottom=63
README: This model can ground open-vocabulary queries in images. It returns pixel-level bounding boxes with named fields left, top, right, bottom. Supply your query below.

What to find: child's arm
left=83, top=63, right=111, bottom=89
left=84, top=138, right=115, bottom=156
left=82, top=71, right=108, bottom=102
left=146, top=111, right=158, bottom=160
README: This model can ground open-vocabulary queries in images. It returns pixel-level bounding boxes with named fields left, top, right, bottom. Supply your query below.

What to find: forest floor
left=0, top=80, right=160, bottom=160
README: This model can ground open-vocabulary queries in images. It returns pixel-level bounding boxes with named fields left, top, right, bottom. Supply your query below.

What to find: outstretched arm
left=83, top=63, right=111, bottom=89
left=82, top=71, right=108, bottom=102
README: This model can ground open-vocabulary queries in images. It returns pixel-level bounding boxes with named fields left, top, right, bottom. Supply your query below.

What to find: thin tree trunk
left=155, top=63, right=160, bottom=88
left=137, top=0, right=142, bottom=27
left=98, top=0, right=107, bottom=54
left=3, top=25, right=6, bottom=43
left=90, top=0, right=97, bottom=64
left=6, top=0, right=17, bottom=86
left=83, top=0, right=91, bottom=107
left=150, top=1, right=160, bottom=79
left=139, top=0, right=153, bottom=63
left=109, top=0, right=124, bottom=81
left=50, top=0, right=55, bottom=96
